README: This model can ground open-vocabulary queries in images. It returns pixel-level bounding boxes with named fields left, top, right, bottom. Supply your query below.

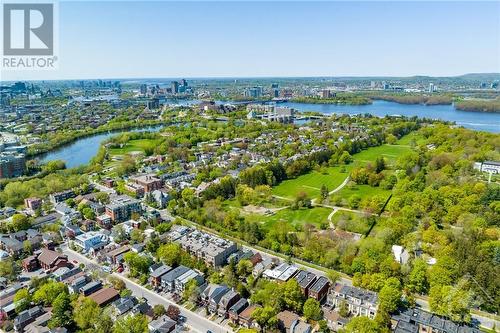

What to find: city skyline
left=1, top=1, right=499, bottom=81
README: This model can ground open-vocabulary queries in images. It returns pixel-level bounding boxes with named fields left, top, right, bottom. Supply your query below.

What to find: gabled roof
left=229, top=298, right=248, bottom=315
left=160, top=265, right=189, bottom=283
left=151, top=264, right=173, bottom=278
left=239, top=304, right=260, bottom=320
left=148, top=314, right=176, bottom=333
left=37, top=248, right=67, bottom=267
left=89, top=287, right=119, bottom=306
left=220, top=290, right=239, bottom=307
left=310, top=276, right=329, bottom=293
left=113, top=296, right=137, bottom=314
left=277, top=310, right=299, bottom=328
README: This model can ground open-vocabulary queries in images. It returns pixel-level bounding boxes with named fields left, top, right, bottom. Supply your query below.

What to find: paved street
left=61, top=245, right=231, bottom=333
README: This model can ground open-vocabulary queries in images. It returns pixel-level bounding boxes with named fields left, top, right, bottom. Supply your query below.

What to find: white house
left=391, top=245, right=410, bottom=265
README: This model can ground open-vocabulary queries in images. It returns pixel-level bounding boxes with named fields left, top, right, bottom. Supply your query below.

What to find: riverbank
left=36, top=124, right=167, bottom=168
left=455, top=98, right=500, bottom=113
left=27, top=120, right=168, bottom=157
left=290, top=95, right=372, bottom=105
left=365, top=93, right=453, bottom=105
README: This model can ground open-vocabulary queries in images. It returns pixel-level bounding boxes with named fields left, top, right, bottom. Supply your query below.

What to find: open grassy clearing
left=245, top=207, right=332, bottom=230
left=395, top=131, right=426, bottom=146
left=352, top=144, right=412, bottom=167
left=108, top=138, right=162, bottom=156
left=331, top=183, right=392, bottom=203
left=271, top=165, right=352, bottom=199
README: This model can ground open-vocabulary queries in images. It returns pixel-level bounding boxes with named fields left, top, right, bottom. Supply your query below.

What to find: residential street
left=159, top=210, right=500, bottom=331
left=61, top=245, right=231, bottom=333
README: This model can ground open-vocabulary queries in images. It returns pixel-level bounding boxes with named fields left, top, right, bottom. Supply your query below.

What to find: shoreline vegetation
left=290, top=94, right=372, bottom=105
left=454, top=98, right=500, bottom=113
left=365, top=93, right=453, bottom=105
left=290, top=93, right=500, bottom=113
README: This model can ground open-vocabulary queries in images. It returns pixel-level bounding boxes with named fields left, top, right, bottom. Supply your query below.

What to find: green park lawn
left=351, top=143, right=412, bottom=167
left=272, top=165, right=352, bottom=199
left=245, top=207, right=332, bottom=230
left=109, top=138, right=162, bottom=156
left=332, top=184, right=391, bottom=203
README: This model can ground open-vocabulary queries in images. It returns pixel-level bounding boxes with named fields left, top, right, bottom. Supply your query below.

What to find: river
left=38, top=125, right=164, bottom=168
left=280, top=100, right=500, bottom=133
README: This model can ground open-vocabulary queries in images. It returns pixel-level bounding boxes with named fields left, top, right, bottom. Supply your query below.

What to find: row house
left=294, top=270, right=317, bottom=297
left=217, top=290, right=241, bottom=318
left=150, top=264, right=172, bottom=288
left=49, top=190, right=75, bottom=204
left=263, top=262, right=298, bottom=282
left=228, top=298, right=249, bottom=324
left=277, top=310, right=312, bottom=333
left=103, top=245, right=131, bottom=266
left=326, top=283, right=378, bottom=319
left=160, top=265, right=190, bottom=292
left=308, top=276, right=330, bottom=302
left=200, top=284, right=230, bottom=314
left=88, top=287, right=120, bottom=307
left=24, top=197, right=42, bottom=212
left=391, top=307, right=482, bottom=333
left=80, top=281, right=103, bottom=296
left=237, top=304, right=260, bottom=329
left=174, top=269, right=204, bottom=295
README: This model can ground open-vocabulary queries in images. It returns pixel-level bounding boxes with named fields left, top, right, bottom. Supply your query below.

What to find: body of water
left=281, top=100, right=500, bottom=133
left=38, top=125, right=164, bottom=168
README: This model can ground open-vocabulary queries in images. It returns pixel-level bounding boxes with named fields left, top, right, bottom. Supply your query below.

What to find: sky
left=2, top=1, right=500, bottom=81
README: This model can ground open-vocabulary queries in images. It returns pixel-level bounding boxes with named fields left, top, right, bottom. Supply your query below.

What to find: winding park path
left=328, top=175, right=351, bottom=195
left=327, top=207, right=339, bottom=228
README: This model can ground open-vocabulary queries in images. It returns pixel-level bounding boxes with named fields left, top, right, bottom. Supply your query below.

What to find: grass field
left=109, top=138, right=162, bottom=156
left=245, top=207, right=332, bottom=230
left=332, top=184, right=392, bottom=203
left=395, top=131, right=426, bottom=146
left=272, top=165, right=352, bottom=199
left=352, top=144, right=412, bottom=167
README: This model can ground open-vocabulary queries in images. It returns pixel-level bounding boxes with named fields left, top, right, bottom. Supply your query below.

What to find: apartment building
left=175, top=229, right=237, bottom=267
left=105, top=195, right=142, bottom=222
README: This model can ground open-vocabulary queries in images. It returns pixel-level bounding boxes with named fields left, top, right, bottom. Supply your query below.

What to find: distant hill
left=456, top=73, right=500, bottom=81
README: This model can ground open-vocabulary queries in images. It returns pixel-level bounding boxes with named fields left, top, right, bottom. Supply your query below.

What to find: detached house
left=13, top=306, right=44, bottom=332
left=37, top=248, right=69, bottom=272
left=217, top=290, right=241, bottom=318
left=148, top=314, right=176, bottom=333
left=200, top=284, right=230, bottom=313
left=228, top=298, right=248, bottom=324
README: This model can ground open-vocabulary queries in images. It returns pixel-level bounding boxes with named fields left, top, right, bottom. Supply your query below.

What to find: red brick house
left=38, top=249, right=69, bottom=272
left=22, top=255, right=39, bottom=272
